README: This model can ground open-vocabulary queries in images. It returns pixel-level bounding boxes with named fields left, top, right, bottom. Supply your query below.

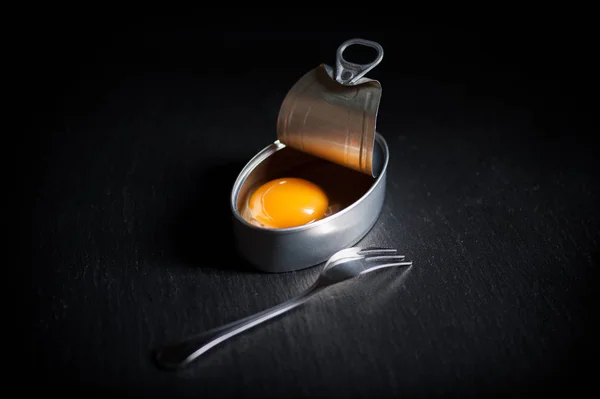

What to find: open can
left=230, top=38, right=389, bottom=273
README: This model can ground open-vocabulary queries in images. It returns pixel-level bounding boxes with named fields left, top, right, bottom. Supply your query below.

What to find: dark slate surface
left=31, top=18, right=596, bottom=397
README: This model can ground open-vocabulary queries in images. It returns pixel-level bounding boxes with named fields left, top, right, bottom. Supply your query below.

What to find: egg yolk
left=248, top=177, right=329, bottom=229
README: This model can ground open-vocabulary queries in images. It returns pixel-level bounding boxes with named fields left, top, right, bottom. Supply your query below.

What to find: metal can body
left=230, top=133, right=389, bottom=273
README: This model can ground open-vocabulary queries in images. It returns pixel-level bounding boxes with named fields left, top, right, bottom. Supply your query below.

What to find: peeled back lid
left=276, top=38, right=384, bottom=177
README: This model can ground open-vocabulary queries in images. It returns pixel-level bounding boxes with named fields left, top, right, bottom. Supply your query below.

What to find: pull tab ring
left=334, top=38, right=384, bottom=86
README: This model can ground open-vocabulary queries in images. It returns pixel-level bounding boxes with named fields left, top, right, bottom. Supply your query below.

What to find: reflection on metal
left=277, top=39, right=384, bottom=177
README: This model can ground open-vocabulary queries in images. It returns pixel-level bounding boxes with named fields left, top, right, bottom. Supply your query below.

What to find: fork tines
left=365, top=255, right=406, bottom=262
left=358, top=247, right=413, bottom=273
left=358, top=248, right=398, bottom=256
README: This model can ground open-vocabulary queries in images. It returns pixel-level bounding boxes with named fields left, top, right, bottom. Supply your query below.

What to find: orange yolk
left=248, top=177, right=329, bottom=229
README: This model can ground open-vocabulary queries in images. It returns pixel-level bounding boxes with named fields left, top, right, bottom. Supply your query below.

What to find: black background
left=31, top=13, right=597, bottom=397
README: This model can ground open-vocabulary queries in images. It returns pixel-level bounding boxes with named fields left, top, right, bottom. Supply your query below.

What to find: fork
left=154, top=247, right=412, bottom=370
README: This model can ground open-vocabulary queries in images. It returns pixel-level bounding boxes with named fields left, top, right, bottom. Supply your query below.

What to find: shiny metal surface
left=231, top=132, right=389, bottom=273
left=331, top=38, right=384, bottom=86
left=154, top=247, right=412, bottom=370
left=276, top=39, right=384, bottom=177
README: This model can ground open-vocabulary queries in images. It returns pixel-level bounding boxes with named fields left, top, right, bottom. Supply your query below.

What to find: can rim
left=230, top=132, right=389, bottom=233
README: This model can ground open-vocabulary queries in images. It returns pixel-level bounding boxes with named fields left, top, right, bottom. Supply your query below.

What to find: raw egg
left=247, top=177, right=329, bottom=229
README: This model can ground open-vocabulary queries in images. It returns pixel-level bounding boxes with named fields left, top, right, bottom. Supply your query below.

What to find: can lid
left=276, top=38, right=384, bottom=177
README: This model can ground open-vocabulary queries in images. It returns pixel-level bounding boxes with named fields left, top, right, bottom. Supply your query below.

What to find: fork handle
left=154, top=283, right=324, bottom=370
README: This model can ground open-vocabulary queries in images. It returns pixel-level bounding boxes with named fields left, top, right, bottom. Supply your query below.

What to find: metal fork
left=154, top=247, right=412, bottom=370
